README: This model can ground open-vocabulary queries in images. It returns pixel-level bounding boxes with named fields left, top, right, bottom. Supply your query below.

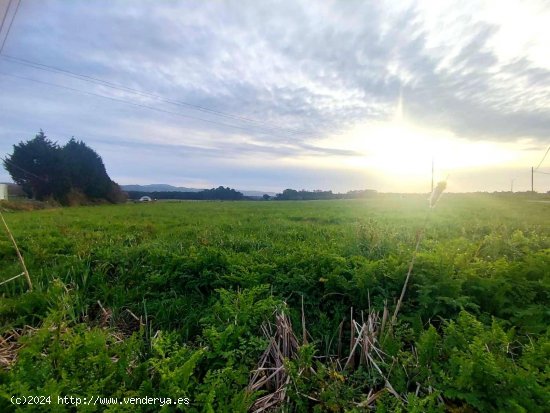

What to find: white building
left=0, top=183, right=8, bottom=200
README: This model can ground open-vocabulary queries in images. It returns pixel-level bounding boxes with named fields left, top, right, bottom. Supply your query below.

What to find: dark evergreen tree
left=3, top=131, right=125, bottom=205
left=62, top=138, right=113, bottom=199
left=3, top=130, right=69, bottom=200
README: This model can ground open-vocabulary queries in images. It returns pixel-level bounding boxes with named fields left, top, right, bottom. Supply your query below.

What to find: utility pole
left=531, top=166, right=534, bottom=192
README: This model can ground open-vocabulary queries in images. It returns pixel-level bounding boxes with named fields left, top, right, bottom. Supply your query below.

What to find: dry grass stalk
left=0, top=329, right=22, bottom=369
left=390, top=228, right=424, bottom=327
left=0, top=211, right=32, bottom=291
left=249, top=303, right=406, bottom=412
left=248, top=311, right=299, bottom=412
left=343, top=307, right=386, bottom=373
left=0, top=272, right=24, bottom=286
left=391, top=180, right=447, bottom=328
left=301, top=295, right=307, bottom=345
left=0, top=326, right=37, bottom=369
left=380, top=301, right=389, bottom=337
left=97, top=300, right=112, bottom=327
left=337, top=319, right=344, bottom=360
left=356, top=389, right=384, bottom=408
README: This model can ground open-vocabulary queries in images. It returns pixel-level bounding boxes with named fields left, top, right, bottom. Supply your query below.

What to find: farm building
left=139, top=196, right=152, bottom=202
left=0, top=183, right=7, bottom=200
left=0, top=183, right=26, bottom=200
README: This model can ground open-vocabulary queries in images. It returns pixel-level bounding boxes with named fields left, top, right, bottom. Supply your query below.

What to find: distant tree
left=262, top=194, right=271, bottom=200
left=126, top=187, right=244, bottom=201
left=274, top=188, right=377, bottom=201
left=276, top=189, right=299, bottom=200
left=201, top=186, right=244, bottom=200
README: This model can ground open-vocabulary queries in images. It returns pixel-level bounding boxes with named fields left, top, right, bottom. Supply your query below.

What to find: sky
left=0, top=0, right=549, bottom=193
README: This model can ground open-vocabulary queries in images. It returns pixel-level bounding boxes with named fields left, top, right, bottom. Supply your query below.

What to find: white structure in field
left=0, top=184, right=7, bottom=200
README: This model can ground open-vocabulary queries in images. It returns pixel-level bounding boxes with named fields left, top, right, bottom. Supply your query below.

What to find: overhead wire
left=1, top=156, right=49, bottom=182
left=0, top=0, right=19, bottom=53
left=0, top=71, right=341, bottom=156
left=0, top=71, right=304, bottom=141
left=0, top=0, right=14, bottom=38
left=0, top=0, right=318, bottom=142
left=0, top=54, right=313, bottom=138
left=534, top=145, right=550, bottom=170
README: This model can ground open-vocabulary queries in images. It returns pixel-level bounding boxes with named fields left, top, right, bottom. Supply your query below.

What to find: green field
left=1, top=195, right=549, bottom=412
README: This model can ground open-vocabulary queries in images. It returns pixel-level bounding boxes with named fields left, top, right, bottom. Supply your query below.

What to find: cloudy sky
left=0, top=0, right=549, bottom=193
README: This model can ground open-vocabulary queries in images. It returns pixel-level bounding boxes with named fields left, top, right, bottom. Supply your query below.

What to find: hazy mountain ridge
left=121, top=184, right=276, bottom=197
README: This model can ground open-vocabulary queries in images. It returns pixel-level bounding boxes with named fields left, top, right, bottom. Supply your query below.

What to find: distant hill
left=121, top=184, right=202, bottom=193
left=121, top=184, right=276, bottom=197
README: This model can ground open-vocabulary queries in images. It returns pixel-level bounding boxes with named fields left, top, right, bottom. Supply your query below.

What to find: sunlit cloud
left=0, top=0, right=549, bottom=192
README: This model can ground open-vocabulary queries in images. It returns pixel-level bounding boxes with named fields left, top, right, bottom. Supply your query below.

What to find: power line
left=534, top=145, right=550, bottom=170
left=0, top=54, right=313, bottom=138
left=0, top=71, right=308, bottom=142
left=0, top=0, right=14, bottom=38
left=0, top=0, right=19, bottom=54
left=0, top=1, right=314, bottom=138
left=1, top=156, right=49, bottom=182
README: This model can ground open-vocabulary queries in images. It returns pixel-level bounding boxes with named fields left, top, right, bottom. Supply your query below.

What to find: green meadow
left=1, top=194, right=549, bottom=412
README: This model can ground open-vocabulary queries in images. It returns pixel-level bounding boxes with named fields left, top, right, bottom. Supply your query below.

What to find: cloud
left=1, top=0, right=549, bottom=190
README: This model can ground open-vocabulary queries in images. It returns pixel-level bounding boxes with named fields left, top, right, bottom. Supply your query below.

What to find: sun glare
left=315, top=97, right=523, bottom=186
left=342, top=120, right=517, bottom=176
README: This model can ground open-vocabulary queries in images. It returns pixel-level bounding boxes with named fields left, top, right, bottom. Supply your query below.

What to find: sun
left=294, top=96, right=530, bottom=193
left=318, top=103, right=520, bottom=183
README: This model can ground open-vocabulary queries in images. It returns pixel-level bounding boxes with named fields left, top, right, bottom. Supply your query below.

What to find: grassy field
left=1, top=194, right=549, bottom=412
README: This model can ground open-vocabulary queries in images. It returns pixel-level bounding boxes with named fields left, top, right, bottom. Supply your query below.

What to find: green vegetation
left=0, top=194, right=548, bottom=411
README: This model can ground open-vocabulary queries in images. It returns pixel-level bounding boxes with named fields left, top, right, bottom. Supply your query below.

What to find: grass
left=0, top=194, right=549, bottom=412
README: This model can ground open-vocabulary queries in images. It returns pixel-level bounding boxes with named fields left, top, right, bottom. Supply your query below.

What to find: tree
left=3, top=131, right=126, bottom=205
left=62, top=138, right=113, bottom=200
left=3, top=130, right=69, bottom=200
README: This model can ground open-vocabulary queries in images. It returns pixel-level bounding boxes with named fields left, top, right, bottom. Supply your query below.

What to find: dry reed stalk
left=94, top=300, right=114, bottom=328
left=248, top=311, right=300, bottom=412
left=301, top=295, right=307, bottom=345
left=0, top=272, right=24, bottom=286
left=348, top=307, right=355, bottom=368
left=390, top=180, right=447, bottom=328
left=343, top=308, right=386, bottom=373
left=0, top=211, right=32, bottom=291
left=380, top=301, right=389, bottom=337
left=390, top=227, right=424, bottom=327
left=0, top=329, right=22, bottom=369
left=249, top=303, right=404, bottom=412
left=356, top=389, right=383, bottom=408
left=337, top=319, right=344, bottom=360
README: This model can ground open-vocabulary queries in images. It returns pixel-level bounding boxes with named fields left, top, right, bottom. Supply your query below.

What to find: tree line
left=127, top=186, right=244, bottom=201
left=274, top=188, right=377, bottom=200
left=128, top=188, right=378, bottom=201
left=3, top=131, right=125, bottom=205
